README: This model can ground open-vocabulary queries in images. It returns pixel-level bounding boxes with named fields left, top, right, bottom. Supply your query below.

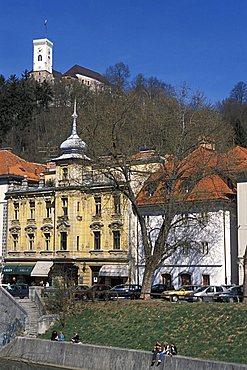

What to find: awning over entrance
left=18, top=265, right=34, bottom=275
left=3, top=264, right=34, bottom=275
left=3, top=264, right=19, bottom=275
left=99, top=265, right=129, bottom=277
left=31, top=261, right=53, bottom=277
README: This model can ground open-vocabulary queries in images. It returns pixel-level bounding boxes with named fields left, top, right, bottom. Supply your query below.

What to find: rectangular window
left=200, top=212, right=209, bottom=222
left=30, top=201, right=35, bottom=219
left=202, top=274, right=210, bottom=285
left=201, top=241, right=209, bottom=254
left=44, top=233, right=50, bottom=251
left=94, top=231, right=101, bottom=250
left=62, top=167, right=68, bottom=180
left=113, top=195, right=121, bottom=214
left=46, top=200, right=52, bottom=218
left=77, top=202, right=80, bottom=213
left=77, top=236, right=80, bottom=251
left=60, top=232, right=67, bottom=250
left=14, top=202, right=19, bottom=220
left=62, top=198, right=68, bottom=217
left=12, top=234, right=18, bottom=251
left=95, top=196, right=101, bottom=216
left=113, top=230, right=120, bottom=249
left=28, top=233, right=34, bottom=250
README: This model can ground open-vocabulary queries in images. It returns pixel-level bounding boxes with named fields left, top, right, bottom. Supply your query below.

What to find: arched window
left=161, top=273, right=172, bottom=287
left=179, top=272, right=191, bottom=286
left=38, top=55, right=42, bottom=61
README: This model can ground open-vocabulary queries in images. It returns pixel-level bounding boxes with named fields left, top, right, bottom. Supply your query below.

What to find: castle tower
left=33, top=38, right=53, bottom=73
left=31, top=38, right=54, bottom=82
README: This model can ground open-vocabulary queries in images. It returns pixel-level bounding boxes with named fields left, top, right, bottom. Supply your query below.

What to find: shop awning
left=17, top=264, right=34, bottom=275
left=2, top=264, right=34, bottom=275
left=31, top=261, right=53, bottom=277
left=99, top=265, right=129, bottom=277
left=2, top=264, right=19, bottom=275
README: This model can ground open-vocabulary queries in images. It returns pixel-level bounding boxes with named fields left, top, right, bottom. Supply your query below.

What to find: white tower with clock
left=33, top=38, right=53, bottom=74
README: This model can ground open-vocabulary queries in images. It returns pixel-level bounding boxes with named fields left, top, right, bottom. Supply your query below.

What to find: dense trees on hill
left=0, top=63, right=241, bottom=162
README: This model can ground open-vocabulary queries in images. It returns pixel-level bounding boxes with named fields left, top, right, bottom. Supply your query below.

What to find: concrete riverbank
left=0, top=337, right=247, bottom=370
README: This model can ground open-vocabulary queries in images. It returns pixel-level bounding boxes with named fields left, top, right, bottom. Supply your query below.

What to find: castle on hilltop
left=29, top=37, right=106, bottom=89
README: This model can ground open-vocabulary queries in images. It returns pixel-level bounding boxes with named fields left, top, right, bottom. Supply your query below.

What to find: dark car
left=151, top=284, right=175, bottom=299
left=75, top=284, right=112, bottom=301
left=218, top=285, right=243, bottom=303
left=73, top=285, right=89, bottom=300
left=108, top=284, right=142, bottom=300
left=7, top=283, right=29, bottom=299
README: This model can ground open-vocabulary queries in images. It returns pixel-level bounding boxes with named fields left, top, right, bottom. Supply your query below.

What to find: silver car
left=186, top=285, right=229, bottom=302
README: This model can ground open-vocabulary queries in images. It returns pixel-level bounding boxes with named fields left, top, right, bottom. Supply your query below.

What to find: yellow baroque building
left=4, top=104, right=135, bottom=288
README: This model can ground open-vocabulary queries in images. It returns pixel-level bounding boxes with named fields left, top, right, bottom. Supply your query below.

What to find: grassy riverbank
left=41, top=300, right=247, bottom=364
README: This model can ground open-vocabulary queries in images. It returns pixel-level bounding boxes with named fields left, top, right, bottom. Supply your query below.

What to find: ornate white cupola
left=54, top=101, right=90, bottom=162
left=33, top=38, right=53, bottom=73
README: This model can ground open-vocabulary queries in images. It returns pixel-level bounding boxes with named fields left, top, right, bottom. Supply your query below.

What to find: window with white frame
left=14, top=202, right=19, bottom=220
left=44, top=233, right=50, bottom=251
left=29, top=201, right=35, bottom=220
left=28, top=233, right=34, bottom=250
left=12, top=234, right=18, bottom=251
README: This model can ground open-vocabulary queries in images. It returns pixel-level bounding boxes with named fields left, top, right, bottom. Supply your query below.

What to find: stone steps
left=16, top=297, right=40, bottom=337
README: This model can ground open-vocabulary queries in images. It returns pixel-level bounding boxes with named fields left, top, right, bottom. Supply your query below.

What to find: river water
left=0, top=358, right=79, bottom=370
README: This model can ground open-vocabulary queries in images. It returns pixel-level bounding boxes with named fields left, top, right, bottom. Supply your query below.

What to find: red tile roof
left=0, top=149, right=46, bottom=181
left=137, top=145, right=245, bottom=206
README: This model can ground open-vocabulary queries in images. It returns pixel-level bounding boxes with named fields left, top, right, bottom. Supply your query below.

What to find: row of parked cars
left=161, top=284, right=244, bottom=303
left=74, top=283, right=244, bottom=303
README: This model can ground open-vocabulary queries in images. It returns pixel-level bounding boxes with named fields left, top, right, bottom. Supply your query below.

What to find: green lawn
left=40, top=300, right=247, bottom=364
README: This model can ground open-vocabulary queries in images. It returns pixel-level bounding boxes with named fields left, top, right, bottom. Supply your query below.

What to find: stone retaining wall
left=0, top=337, right=246, bottom=370
left=0, top=288, right=27, bottom=347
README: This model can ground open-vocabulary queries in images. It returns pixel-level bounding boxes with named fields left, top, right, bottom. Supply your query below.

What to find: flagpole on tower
left=44, top=19, right=48, bottom=38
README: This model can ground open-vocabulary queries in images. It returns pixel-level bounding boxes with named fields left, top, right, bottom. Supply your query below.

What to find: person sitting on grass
left=57, top=331, right=65, bottom=341
left=170, top=343, right=177, bottom=355
left=156, top=342, right=172, bottom=366
left=150, top=341, right=162, bottom=366
left=50, top=330, right=58, bottom=341
left=71, top=332, right=80, bottom=343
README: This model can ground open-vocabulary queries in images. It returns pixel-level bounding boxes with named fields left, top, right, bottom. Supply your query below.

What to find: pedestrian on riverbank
left=150, top=341, right=162, bottom=366
left=57, top=331, right=65, bottom=341
left=50, top=330, right=58, bottom=341
left=71, top=332, right=80, bottom=343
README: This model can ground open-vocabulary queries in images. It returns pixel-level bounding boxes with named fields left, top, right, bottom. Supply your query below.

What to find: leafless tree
left=83, top=86, right=234, bottom=299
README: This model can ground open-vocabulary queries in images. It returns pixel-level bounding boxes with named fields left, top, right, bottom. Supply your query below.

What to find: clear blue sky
left=0, top=0, right=246, bottom=103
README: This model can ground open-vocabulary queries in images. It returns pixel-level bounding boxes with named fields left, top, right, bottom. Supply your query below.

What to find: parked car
left=73, top=285, right=89, bottom=300
left=107, top=284, right=142, bottom=300
left=6, top=283, right=29, bottom=299
left=162, top=285, right=201, bottom=302
left=150, top=284, right=175, bottom=299
left=186, top=285, right=229, bottom=302
left=75, top=284, right=112, bottom=301
left=218, top=285, right=243, bottom=303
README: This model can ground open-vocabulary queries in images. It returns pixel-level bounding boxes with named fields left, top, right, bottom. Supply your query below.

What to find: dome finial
left=72, top=99, right=78, bottom=135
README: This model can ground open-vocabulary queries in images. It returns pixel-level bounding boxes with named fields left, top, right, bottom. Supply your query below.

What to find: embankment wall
left=0, top=337, right=246, bottom=370
left=0, top=288, right=27, bottom=347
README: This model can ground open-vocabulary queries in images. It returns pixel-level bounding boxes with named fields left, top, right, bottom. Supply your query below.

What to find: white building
left=136, top=144, right=246, bottom=288
left=237, top=180, right=247, bottom=284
